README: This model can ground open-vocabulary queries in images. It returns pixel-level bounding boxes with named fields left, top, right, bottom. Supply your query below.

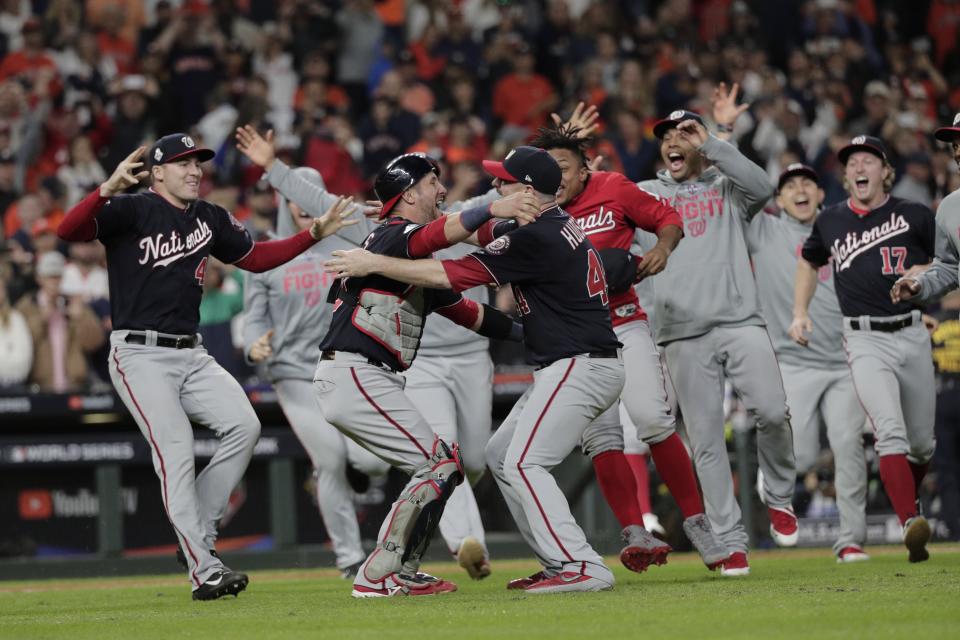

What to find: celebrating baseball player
left=235, top=145, right=392, bottom=578
left=236, top=126, right=494, bottom=581
left=314, top=152, right=532, bottom=597
left=748, top=164, right=869, bottom=563
left=326, top=146, right=626, bottom=593
left=892, top=115, right=960, bottom=303
left=55, top=134, right=358, bottom=600
left=795, top=135, right=936, bottom=563
left=528, top=120, right=727, bottom=572
left=637, top=110, right=797, bottom=576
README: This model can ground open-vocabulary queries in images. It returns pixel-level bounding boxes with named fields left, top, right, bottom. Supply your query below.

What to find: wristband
left=460, top=205, right=493, bottom=232
left=716, top=123, right=733, bottom=133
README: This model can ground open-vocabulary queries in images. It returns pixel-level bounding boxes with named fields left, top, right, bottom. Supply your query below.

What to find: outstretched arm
left=789, top=258, right=819, bottom=346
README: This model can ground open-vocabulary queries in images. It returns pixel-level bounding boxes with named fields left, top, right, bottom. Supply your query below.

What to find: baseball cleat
left=836, top=546, right=870, bottom=563
left=717, top=552, right=750, bottom=577
left=523, top=572, right=613, bottom=594
left=506, top=570, right=549, bottom=590
left=351, top=572, right=458, bottom=598
left=619, top=525, right=671, bottom=573
left=192, top=570, right=249, bottom=601
left=339, top=561, right=363, bottom=579
left=768, top=506, right=799, bottom=547
left=457, top=536, right=491, bottom=580
left=903, top=516, right=931, bottom=563
left=682, top=513, right=729, bottom=567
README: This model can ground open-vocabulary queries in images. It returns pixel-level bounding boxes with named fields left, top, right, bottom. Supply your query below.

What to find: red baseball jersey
left=566, top=171, right=683, bottom=326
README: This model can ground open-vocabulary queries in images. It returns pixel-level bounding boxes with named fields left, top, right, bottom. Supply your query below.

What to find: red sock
left=909, top=461, right=929, bottom=494
left=879, top=454, right=919, bottom=525
left=625, top=454, right=653, bottom=514
left=592, top=450, right=645, bottom=528
left=649, top=433, right=704, bottom=519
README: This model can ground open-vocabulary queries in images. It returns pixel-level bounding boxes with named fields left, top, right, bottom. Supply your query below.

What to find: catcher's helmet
left=374, top=153, right=441, bottom=218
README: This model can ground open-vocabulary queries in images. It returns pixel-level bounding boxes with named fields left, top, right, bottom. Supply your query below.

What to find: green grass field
left=2, top=545, right=959, bottom=640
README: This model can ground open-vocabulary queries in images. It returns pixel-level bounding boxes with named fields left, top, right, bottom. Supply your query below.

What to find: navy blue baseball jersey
left=93, top=190, right=254, bottom=334
left=319, top=216, right=465, bottom=371
left=801, top=196, right=935, bottom=317
left=443, top=206, right=621, bottom=366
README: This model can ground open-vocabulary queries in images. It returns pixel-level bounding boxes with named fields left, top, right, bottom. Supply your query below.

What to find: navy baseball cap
left=482, top=146, right=562, bottom=195
left=837, top=135, right=887, bottom=165
left=150, top=133, right=215, bottom=166
left=653, top=109, right=705, bottom=139
left=777, top=163, right=820, bottom=190
left=934, top=112, right=960, bottom=143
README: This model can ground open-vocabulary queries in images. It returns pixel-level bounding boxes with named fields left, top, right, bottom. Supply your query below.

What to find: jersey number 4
left=879, top=246, right=907, bottom=275
left=194, top=257, right=208, bottom=285
left=586, top=249, right=609, bottom=306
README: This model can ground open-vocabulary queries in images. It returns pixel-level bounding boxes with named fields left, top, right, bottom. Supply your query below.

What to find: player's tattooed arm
left=326, top=249, right=451, bottom=289
left=789, top=258, right=819, bottom=346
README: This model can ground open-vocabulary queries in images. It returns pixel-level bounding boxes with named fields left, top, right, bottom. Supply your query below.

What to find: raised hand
left=248, top=329, right=275, bottom=362
left=677, top=119, right=709, bottom=148
left=311, top=196, right=359, bottom=240
left=711, top=82, right=750, bottom=130
left=490, top=191, right=541, bottom=225
left=550, top=101, right=600, bottom=138
left=235, top=125, right=276, bottom=169
left=100, top=146, right=148, bottom=197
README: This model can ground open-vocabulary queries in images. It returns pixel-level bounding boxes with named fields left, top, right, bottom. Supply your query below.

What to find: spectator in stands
left=0, top=149, right=17, bottom=218
left=100, top=74, right=158, bottom=171
left=15, top=251, right=104, bottom=392
left=60, top=241, right=108, bottom=302
left=242, top=180, right=277, bottom=240
left=335, top=0, right=383, bottom=114
left=198, top=259, right=247, bottom=379
left=0, top=17, right=60, bottom=99
left=492, top=42, right=556, bottom=146
left=0, top=274, right=31, bottom=388
left=57, top=135, right=107, bottom=209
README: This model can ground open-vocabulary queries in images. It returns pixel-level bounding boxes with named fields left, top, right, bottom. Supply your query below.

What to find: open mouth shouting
left=667, top=151, right=685, bottom=173
left=793, top=194, right=812, bottom=215
left=852, top=175, right=870, bottom=198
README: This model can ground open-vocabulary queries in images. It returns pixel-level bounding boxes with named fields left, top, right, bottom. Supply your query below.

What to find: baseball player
left=749, top=163, right=869, bottom=562
left=327, top=146, right=626, bottom=594
left=55, top=134, right=358, bottom=600
left=637, top=111, right=797, bottom=576
left=238, top=156, right=391, bottom=577
left=528, top=123, right=728, bottom=571
left=314, top=152, right=532, bottom=597
left=235, top=126, right=494, bottom=580
left=796, top=135, right=936, bottom=563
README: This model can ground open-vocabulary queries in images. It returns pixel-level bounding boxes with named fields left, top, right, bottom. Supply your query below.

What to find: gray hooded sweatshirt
left=242, top=161, right=372, bottom=382
left=916, top=188, right=960, bottom=303
left=637, top=135, right=775, bottom=344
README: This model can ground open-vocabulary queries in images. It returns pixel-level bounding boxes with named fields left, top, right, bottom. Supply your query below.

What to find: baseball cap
left=653, top=110, right=705, bottom=139
left=482, top=146, right=562, bottom=195
left=934, top=112, right=960, bottom=143
left=149, top=133, right=215, bottom=166
left=36, top=251, right=66, bottom=277
left=864, top=80, right=890, bottom=99
left=777, top=163, right=819, bottom=190
left=837, top=135, right=888, bottom=165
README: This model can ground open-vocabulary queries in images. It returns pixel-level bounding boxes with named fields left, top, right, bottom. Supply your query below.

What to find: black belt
left=847, top=316, right=915, bottom=332
left=321, top=350, right=400, bottom=373
left=538, top=350, right=620, bottom=370
left=125, top=333, right=198, bottom=349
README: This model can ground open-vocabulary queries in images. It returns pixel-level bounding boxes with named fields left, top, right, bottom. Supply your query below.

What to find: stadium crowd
left=1, top=0, right=959, bottom=542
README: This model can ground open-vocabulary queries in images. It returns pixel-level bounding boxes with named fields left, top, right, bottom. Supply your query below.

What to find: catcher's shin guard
left=364, top=439, right=464, bottom=582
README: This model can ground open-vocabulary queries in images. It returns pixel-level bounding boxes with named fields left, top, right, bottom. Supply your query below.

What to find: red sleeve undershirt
left=57, top=189, right=105, bottom=242
left=441, top=255, right=498, bottom=293
left=433, top=296, right=480, bottom=329
left=407, top=216, right=453, bottom=258
left=234, top=229, right=318, bottom=273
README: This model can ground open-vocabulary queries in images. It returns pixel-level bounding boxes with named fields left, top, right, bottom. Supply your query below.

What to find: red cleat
left=768, top=506, right=799, bottom=547
left=506, top=571, right=548, bottom=590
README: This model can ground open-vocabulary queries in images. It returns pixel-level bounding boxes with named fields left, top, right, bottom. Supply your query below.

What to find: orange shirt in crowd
left=375, top=0, right=405, bottom=27
left=493, top=73, right=556, bottom=129
left=85, top=0, right=145, bottom=44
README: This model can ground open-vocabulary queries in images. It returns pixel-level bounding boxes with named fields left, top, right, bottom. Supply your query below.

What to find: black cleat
left=192, top=570, right=249, bottom=601
left=177, top=545, right=219, bottom=569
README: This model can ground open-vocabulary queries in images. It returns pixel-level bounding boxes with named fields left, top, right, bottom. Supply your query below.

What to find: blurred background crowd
left=1, top=0, right=960, bottom=544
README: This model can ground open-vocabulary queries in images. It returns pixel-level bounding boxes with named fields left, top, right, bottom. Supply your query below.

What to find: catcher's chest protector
left=351, top=287, right=426, bottom=368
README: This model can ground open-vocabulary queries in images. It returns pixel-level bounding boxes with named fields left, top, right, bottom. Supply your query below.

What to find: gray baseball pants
left=663, top=325, right=796, bottom=553
left=108, top=331, right=260, bottom=589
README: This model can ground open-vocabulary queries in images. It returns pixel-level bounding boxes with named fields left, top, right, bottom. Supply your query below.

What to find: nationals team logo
left=484, top=236, right=510, bottom=255
left=954, top=112, right=960, bottom=126
left=576, top=206, right=615, bottom=235
left=182, top=136, right=196, bottom=148
left=138, top=218, right=214, bottom=268
left=831, top=212, right=910, bottom=271
left=851, top=135, right=866, bottom=145
left=669, top=110, right=685, bottom=120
